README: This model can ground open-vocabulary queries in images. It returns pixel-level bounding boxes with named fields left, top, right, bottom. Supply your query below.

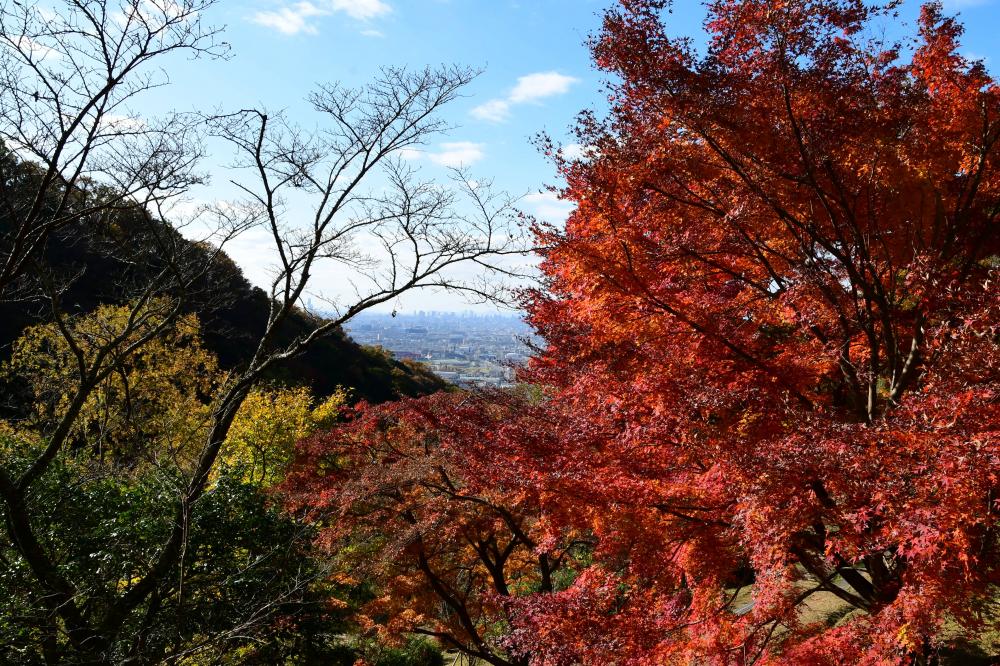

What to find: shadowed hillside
left=0, top=170, right=445, bottom=406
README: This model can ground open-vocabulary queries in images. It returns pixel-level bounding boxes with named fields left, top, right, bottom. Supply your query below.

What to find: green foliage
left=362, top=637, right=447, bottom=666
left=0, top=304, right=446, bottom=663
left=0, top=442, right=350, bottom=664
left=0, top=312, right=339, bottom=662
left=231, top=636, right=445, bottom=666
left=380, top=639, right=446, bottom=666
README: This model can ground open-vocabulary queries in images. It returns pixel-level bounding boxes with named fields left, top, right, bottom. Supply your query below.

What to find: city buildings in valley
left=342, top=311, right=535, bottom=388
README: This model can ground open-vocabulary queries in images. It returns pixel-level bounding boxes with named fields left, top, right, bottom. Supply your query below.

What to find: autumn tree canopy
left=530, top=0, right=1000, bottom=661
left=283, top=391, right=594, bottom=666
left=295, top=0, right=1000, bottom=663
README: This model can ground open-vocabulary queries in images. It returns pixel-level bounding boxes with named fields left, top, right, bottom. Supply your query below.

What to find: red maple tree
left=522, top=0, right=1000, bottom=661
left=289, top=0, right=1000, bottom=663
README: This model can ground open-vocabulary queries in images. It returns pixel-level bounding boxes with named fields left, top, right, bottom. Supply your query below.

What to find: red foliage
left=288, top=0, right=1000, bottom=663
left=280, top=391, right=593, bottom=666
left=516, top=0, right=1000, bottom=661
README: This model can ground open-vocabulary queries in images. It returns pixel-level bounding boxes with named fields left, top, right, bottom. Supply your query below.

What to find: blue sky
left=143, top=0, right=1000, bottom=312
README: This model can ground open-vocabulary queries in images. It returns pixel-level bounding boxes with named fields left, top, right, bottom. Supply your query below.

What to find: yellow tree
left=5, top=301, right=347, bottom=484
left=3, top=301, right=220, bottom=471
left=223, top=386, right=346, bottom=486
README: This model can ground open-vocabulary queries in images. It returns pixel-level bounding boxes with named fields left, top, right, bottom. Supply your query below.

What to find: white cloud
left=427, top=142, right=485, bottom=168
left=524, top=191, right=574, bottom=223
left=112, top=0, right=197, bottom=28
left=221, top=226, right=284, bottom=287
left=100, top=114, right=147, bottom=133
left=560, top=143, right=596, bottom=161
left=470, top=99, right=511, bottom=122
left=330, top=0, right=391, bottom=20
left=36, top=7, right=59, bottom=22
left=252, top=0, right=391, bottom=36
left=252, top=2, right=325, bottom=35
left=3, top=35, right=58, bottom=61
left=397, top=147, right=424, bottom=161
left=509, top=72, right=578, bottom=103
left=142, top=0, right=192, bottom=21
left=399, top=142, right=485, bottom=168
left=472, top=71, right=579, bottom=123
left=360, top=28, right=385, bottom=37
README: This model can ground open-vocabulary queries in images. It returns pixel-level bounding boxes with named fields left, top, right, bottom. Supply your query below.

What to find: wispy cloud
left=401, top=142, right=486, bottom=168
left=427, top=142, right=485, bottom=168
left=472, top=71, right=579, bottom=123
left=330, top=0, right=391, bottom=20
left=1, top=34, right=59, bottom=61
left=524, top=191, right=574, bottom=223
left=470, top=99, right=511, bottom=123
left=252, top=2, right=325, bottom=35
left=252, top=0, right=391, bottom=36
left=100, top=114, right=148, bottom=133
left=560, top=143, right=596, bottom=161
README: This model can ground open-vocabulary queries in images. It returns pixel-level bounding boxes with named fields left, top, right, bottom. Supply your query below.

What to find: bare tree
left=0, top=0, right=226, bottom=296
left=0, top=3, right=525, bottom=662
left=139, top=67, right=524, bottom=653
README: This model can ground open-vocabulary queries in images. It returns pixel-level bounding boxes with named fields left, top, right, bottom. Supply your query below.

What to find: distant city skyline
left=343, top=309, right=536, bottom=386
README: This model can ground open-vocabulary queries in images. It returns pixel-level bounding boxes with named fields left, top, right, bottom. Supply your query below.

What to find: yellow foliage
left=222, top=385, right=347, bottom=485
left=2, top=301, right=220, bottom=470
left=0, top=420, right=42, bottom=456
left=3, top=299, right=348, bottom=486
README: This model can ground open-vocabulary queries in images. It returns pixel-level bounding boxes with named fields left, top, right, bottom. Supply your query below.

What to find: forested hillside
left=0, top=157, right=444, bottom=408
left=0, top=1, right=516, bottom=661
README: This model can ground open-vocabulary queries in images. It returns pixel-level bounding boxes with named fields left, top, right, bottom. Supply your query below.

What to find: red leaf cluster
left=281, top=391, right=593, bottom=665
